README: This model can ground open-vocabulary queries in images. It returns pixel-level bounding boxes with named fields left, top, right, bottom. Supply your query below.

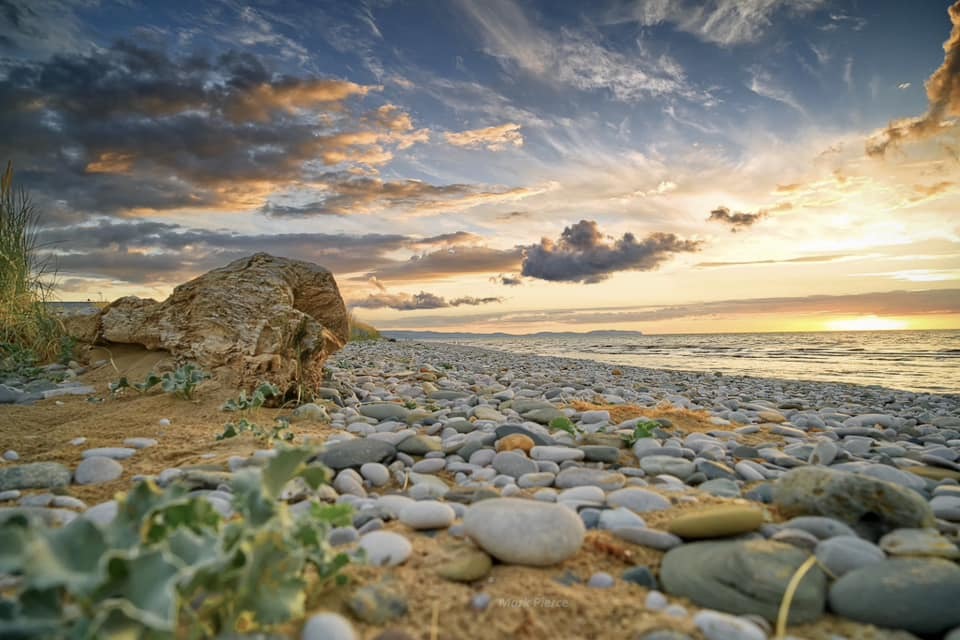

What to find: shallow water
left=440, top=330, right=960, bottom=394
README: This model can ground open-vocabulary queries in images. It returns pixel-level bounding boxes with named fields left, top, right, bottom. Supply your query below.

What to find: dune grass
left=347, top=310, right=382, bottom=342
left=0, top=161, right=63, bottom=369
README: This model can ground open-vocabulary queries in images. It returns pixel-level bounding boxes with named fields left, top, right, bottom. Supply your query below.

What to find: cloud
left=444, top=123, right=523, bottom=150
left=490, top=273, right=523, bottom=286
left=748, top=67, right=808, bottom=116
left=697, top=254, right=849, bottom=268
left=0, top=41, right=434, bottom=218
left=867, top=1, right=960, bottom=156
left=365, top=245, right=523, bottom=282
left=707, top=206, right=769, bottom=231
left=380, top=288, right=960, bottom=328
left=607, top=0, right=825, bottom=47
left=456, top=0, right=697, bottom=102
left=898, top=82, right=912, bottom=90
left=260, top=172, right=535, bottom=217
left=519, top=219, right=702, bottom=283
left=351, top=291, right=503, bottom=310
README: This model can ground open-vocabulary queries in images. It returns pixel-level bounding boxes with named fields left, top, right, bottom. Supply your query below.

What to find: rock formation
left=63, top=253, right=349, bottom=394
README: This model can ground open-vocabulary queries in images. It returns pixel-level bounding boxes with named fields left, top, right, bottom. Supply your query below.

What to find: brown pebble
left=496, top=434, right=535, bottom=454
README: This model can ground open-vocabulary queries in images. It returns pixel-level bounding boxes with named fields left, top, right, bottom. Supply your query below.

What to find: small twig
left=776, top=554, right=818, bottom=638
left=430, top=600, right=440, bottom=640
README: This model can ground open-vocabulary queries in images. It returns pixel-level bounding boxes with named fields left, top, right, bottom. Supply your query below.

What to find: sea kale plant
left=109, top=364, right=209, bottom=400
left=218, top=383, right=292, bottom=443
left=622, top=420, right=662, bottom=447
left=0, top=446, right=352, bottom=639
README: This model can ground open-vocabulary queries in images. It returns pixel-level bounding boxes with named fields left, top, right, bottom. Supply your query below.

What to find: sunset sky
left=2, top=0, right=959, bottom=334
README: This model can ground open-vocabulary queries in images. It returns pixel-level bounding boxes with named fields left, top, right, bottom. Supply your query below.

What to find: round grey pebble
left=301, top=612, right=356, bottom=640
left=472, top=592, right=492, bottom=611
left=3, top=450, right=19, bottom=462
left=74, top=456, right=123, bottom=485
left=587, top=571, right=615, bottom=588
left=814, top=536, right=885, bottom=577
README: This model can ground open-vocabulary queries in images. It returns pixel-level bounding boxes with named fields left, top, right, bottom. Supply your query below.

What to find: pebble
left=302, top=612, right=356, bottom=640
left=319, top=439, right=396, bottom=470
left=693, top=610, right=767, bottom=640
left=348, top=581, right=408, bottom=624
left=495, top=433, right=535, bottom=453
left=358, top=531, right=412, bottom=567
left=81, top=447, right=136, bottom=460
left=435, top=547, right=492, bottom=582
left=829, top=558, right=960, bottom=634
left=3, top=450, right=19, bottom=462
left=814, top=536, right=886, bottom=577
left=587, top=571, right=615, bottom=588
left=360, top=462, right=390, bottom=486
left=122, top=437, right=158, bottom=449
left=0, top=462, right=71, bottom=490
left=667, top=505, right=765, bottom=539
left=879, top=528, right=960, bottom=559
left=398, top=500, right=455, bottom=529
left=613, top=527, right=683, bottom=550
left=463, top=497, right=585, bottom=565
left=554, top=467, right=625, bottom=491
left=606, top=487, right=671, bottom=512
left=74, top=457, right=124, bottom=485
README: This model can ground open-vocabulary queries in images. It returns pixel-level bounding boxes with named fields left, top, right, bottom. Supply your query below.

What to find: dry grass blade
left=775, top=554, right=819, bottom=639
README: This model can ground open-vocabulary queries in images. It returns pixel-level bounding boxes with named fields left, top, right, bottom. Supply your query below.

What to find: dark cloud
left=365, top=245, right=523, bottom=282
left=351, top=291, right=503, bottom=311
left=491, top=273, right=523, bottom=286
left=867, top=1, right=960, bottom=156
left=707, top=206, right=768, bottom=231
left=519, top=219, right=701, bottom=283
left=0, top=40, right=432, bottom=218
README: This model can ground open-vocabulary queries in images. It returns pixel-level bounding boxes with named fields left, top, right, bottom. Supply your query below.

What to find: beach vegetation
left=0, top=161, right=63, bottom=369
left=0, top=446, right=352, bottom=638
left=548, top=416, right=579, bottom=437
left=216, top=417, right=294, bottom=444
left=109, top=364, right=209, bottom=400
left=622, top=420, right=662, bottom=447
left=222, top=382, right=281, bottom=413
left=347, top=310, right=381, bottom=342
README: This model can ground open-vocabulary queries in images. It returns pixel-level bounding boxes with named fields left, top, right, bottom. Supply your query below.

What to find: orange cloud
left=85, top=152, right=135, bottom=174
left=223, top=79, right=373, bottom=122
left=444, top=123, right=523, bottom=150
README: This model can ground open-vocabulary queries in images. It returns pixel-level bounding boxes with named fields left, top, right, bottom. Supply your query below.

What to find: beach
left=2, top=339, right=960, bottom=639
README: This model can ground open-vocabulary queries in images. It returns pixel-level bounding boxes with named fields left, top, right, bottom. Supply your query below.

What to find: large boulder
left=68, top=253, right=349, bottom=393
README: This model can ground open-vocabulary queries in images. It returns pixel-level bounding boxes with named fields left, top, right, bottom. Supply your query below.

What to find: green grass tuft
left=347, top=310, right=381, bottom=342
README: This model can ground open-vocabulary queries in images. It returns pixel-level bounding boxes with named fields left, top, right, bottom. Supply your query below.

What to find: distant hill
left=382, top=329, right=643, bottom=340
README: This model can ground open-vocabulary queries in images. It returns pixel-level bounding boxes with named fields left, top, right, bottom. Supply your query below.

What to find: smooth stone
left=612, top=527, right=682, bottom=550
left=693, top=610, right=767, bottom=640
left=19, top=493, right=53, bottom=507
left=301, top=612, right=357, bottom=640
left=358, top=531, right=412, bottom=567
left=492, top=451, right=538, bottom=478
left=879, top=528, right=960, bottom=559
left=598, top=507, right=646, bottom=530
left=644, top=590, right=668, bottom=610
left=122, top=437, right=158, bottom=449
left=435, top=547, right=493, bottom=582
left=623, top=566, right=658, bottom=589
left=517, top=472, right=556, bottom=488
left=606, top=488, right=671, bottom=513
left=667, top=505, right=765, bottom=539
left=411, top=458, right=445, bottom=474
left=580, top=445, right=620, bottom=463
left=782, top=516, right=857, bottom=540
left=360, top=462, right=391, bottom=486
left=46, top=496, right=86, bottom=510
left=74, top=457, right=123, bottom=485
left=494, top=425, right=554, bottom=447
left=698, top=479, right=741, bottom=498
left=397, top=435, right=441, bottom=456
left=808, top=440, right=838, bottom=466
left=524, top=407, right=565, bottom=424
left=328, top=526, right=360, bottom=546
left=587, top=571, right=615, bottom=588
left=398, top=500, right=455, bottom=529
left=774, top=467, right=935, bottom=536
left=0, top=462, right=71, bottom=490
left=358, top=402, right=410, bottom=421
left=931, top=495, right=960, bottom=521
left=0, top=490, right=21, bottom=502
left=82, top=500, right=119, bottom=526
left=463, top=497, right=586, bottom=566
left=555, top=467, right=626, bottom=491
left=81, top=447, right=136, bottom=460
left=347, top=582, right=408, bottom=624
left=814, top=536, right=886, bottom=577
left=530, top=445, right=584, bottom=462
left=2, top=450, right=19, bottom=462
left=770, top=527, right=819, bottom=551
left=904, top=466, right=960, bottom=481
left=319, top=439, right=396, bottom=470
left=495, top=434, right=535, bottom=454
left=640, top=456, right=695, bottom=480
left=660, top=540, right=827, bottom=623
left=829, top=558, right=960, bottom=634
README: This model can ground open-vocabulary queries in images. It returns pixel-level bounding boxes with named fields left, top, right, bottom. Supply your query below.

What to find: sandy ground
left=0, top=346, right=918, bottom=640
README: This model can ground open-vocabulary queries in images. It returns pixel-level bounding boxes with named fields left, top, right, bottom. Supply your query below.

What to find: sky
left=1, top=0, right=959, bottom=334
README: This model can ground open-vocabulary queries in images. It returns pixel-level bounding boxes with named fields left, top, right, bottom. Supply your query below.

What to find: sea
left=441, top=330, right=960, bottom=395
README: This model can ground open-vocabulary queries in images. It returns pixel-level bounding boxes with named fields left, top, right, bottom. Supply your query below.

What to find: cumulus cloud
left=444, top=123, right=523, bottom=150
left=867, top=1, right=960, bottom=156
left=0, top=41, right=433, bottom=218
left=365, top=245, right=523, bottom=282
left=351, top=291, right=503, bottom=310
left=519, top=219, right=702, bottom=283
left=707, top=206, right=768, bottom=231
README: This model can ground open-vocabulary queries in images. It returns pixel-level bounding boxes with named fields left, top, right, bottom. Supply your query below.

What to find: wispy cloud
left=748, top=67, right=809, bottom=116
left=351, top=291, right=503, bottom=310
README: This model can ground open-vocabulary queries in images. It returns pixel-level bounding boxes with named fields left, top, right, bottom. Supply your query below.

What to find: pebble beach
left=3, top=339, right=960, bottom=639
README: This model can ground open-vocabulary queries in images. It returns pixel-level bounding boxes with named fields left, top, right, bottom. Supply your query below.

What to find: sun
left=824, top=315, right=909, bottom=331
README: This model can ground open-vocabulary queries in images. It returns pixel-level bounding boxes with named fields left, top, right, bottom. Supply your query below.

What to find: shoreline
left=393, top=339, right=960, bottom=404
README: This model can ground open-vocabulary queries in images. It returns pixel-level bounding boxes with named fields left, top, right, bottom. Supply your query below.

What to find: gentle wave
left=445, top=330, right=960, bottom=394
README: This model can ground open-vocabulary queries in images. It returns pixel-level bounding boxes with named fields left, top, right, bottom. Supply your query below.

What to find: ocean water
left=445, top=330, right=960, bottom=395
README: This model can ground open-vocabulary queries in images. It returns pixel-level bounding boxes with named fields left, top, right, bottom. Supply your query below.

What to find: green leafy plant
left=161, top=364, right=208, bottom=400
left=622, top=420, right=662, bottom=447
left=222, top=383, right=280, bottom=413
left=0, top=445, right=352, bottom=639
left=0, top=342, right=40, bottom=378
left=217, top=417, right=294, bottom=444
left=548, top=416, right=579, bottom=437
left=56, top=335, right=77, bottom=366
